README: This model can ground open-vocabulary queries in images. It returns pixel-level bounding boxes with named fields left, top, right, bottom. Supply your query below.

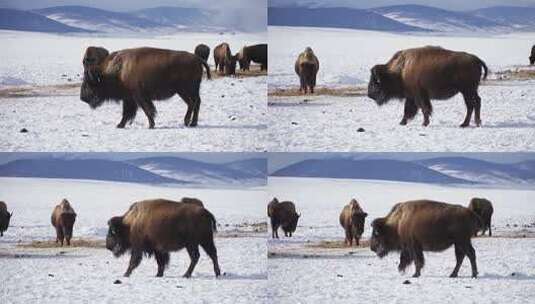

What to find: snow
left=267, top=177, right=535, bottom=303
left=268, top=27, right=535, bottom=151
left=0, top=177, right=267, bottom=303
left=0, top=30, right=267, bottom=151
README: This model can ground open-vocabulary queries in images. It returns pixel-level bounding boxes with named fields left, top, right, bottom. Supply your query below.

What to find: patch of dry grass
left=18, top=238, right=105, bottom=249
left=493, top=67, right=535, bottom=81
left=268, top=86, right=366, bottom=98
left=305, top=239, right=370, bottom=249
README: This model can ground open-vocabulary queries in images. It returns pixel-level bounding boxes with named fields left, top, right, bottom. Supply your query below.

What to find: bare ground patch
left=0, top=83, right=81, bottom=99
left=492, top=66, right=535, bottom=81
left=305, top=239, right=370, bottom=249
left=209, top=64, right=267, bottom=79
left=17, top=238, right=105, bottom=249
left=268, top=86, right=366, bottom=98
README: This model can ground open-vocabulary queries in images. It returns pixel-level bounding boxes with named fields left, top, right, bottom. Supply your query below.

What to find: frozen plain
left=0, top=177, right=268, bottom=304
left=267, top=177, right=535, bottom=303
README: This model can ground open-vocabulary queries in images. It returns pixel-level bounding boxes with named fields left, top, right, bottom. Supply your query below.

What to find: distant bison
left=238, top=44, right=268, bottom=71
left=295, top=47, right=319, bottom=94
left=106, top=199, right=220, bottom=278
left=51, top=199, right=77, bottom=246
left=80, top=46, right=211, bottom=128
left=339, top=199, right=368, bottom=246
left=530, top=45, right=535, bottom=65
left=0, top=201, right=12, bottom=237
left=268, top=198, right=300, bottom=238
left=468, top=197, right=494, bottom=236
left=213, top=43, right=237, bottom=76
left=194, top=44, right=210, bottom=62
left=370, top=200, right=480, bottom=278
left=180, top=197, right=204, bottom=207
left=368, top=46, right=488, bottom=127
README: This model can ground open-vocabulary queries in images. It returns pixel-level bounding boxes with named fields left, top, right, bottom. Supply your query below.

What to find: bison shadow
left=0, top=252, right=89, bottom=259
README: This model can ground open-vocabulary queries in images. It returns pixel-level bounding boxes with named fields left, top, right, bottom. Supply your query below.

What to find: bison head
left=370, top=218, right=398, bottom=258
left=80, top=46, right=110, bottom=108
left=367, top=64, right=402, bottom=105
left=530, top=55, right=535, bottom=65
left=351, top=211, right=368, bottom=236
left=106, top=216, right=130, bottom=257
left=286, top=212, right=300, bottom=234
left=61, top=213, right=76, bottom=239
left=0, top=211, right=12, bottom=236
left=226, top=55, right=238, bottom=76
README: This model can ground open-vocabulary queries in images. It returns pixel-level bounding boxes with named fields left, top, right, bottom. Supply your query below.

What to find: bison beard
left=80, top=46, right=210, bottom=129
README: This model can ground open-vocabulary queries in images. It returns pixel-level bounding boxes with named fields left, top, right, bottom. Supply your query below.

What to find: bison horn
left=9, top=211, right=13, bottom=217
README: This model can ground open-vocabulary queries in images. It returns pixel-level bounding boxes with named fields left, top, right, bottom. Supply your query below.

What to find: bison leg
left=460, top=92, right=475, bottom=128
left=56, top=227, right=64, bottom=246
left=155, top=251, right=170, bottom=277
left=412, top=245, right=425, bottom=277
left=190, top=81, right=202, bottom=127
left=466, top=242, right=478, bottom=278
left=124, top=251, right=143, bottom=277
left=183, top=245, right=200, bottom=278
left=117, top=99, right=138, bottom=128
left=488, top=218, right=492, bottom=237
left=137, top=98, right=156, bottom=129
left=398, top=249, right=413, bottom=273
left=473, top=94, right=482, bottom=127
left=400, top=98, right=418, bottom=125
left=345, top=230, right=352, bottom=246
left=450, top=244, right=465, bottom=278
left=418, top=94, right=433, bottom=127
left=200, top=239, right=221, bottom=277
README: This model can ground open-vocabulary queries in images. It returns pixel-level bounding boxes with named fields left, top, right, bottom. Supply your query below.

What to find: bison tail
left=203, top=209, right=217, bottom=233
left=478, top=58, right=488, bottom=80
left=202, top=60, right=211, bottom=80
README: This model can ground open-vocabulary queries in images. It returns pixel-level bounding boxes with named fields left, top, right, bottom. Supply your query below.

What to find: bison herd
left=290, top=44, right=535, bottom=127
left=1, top=197, right=221, bottom=279
left=81, top=42, right=267, bottom=129
left=269, top=196, right=495, bottom=278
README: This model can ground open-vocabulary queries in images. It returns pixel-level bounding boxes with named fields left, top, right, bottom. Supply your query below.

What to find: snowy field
left=267, top=177, right=535, bottom=303
left=268, top=27, right=535, bottom=151
left=0, top=177, right=268, bottom=304
left=0, top=31, right=267, bottom=151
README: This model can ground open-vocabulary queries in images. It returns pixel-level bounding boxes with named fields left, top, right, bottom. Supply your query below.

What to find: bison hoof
left=189, top=122, right=198, bottom=127
left=116, top=123, right=126, bottom=129
left=459, top=123, right=469, bottom=128
left=449, top=273, right=458, bottom=278
left=399, top=119, right=408, bottom=126
left=412, top=273, right=421, bottom=278
left=183, top=273, right=192, bottom=278
left=123, top=273, right=131, bottom=278
left=148, top=124, right=155, bottom=129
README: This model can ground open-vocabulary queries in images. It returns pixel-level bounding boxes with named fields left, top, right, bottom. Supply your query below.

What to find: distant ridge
left=0, top=8, right=92, bottom=33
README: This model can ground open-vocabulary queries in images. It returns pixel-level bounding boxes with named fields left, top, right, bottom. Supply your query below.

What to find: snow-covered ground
left=0, top=177, right=267, bottom=303
left=0, top=31, right=267, bottom=151
left=267, top=177, right=535, bottom=303
left=268, top=27, right=535, bottom=151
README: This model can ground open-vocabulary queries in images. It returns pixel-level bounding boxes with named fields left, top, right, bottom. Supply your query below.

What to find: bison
left=106, top=199, right=220, bottom=278
left=295, top=47, right=319, bottom=94
left=213, top=43, right=237, bottom=76
left=51, top=199, right=77, bottom=246
left=194, top=44, right=210, bottom=62
left=368, top=46, right=488, bottom=127
left=180, top=197, right=204, bottom=207
left=0, top=201, right=12, bottom=237
left=339, top=199, right=368, bottom=246
left=530, top=45, right=535, bottom=65
left=80, top=46, right=211, bottom=129
left=268, top=198, right=300, bottom=238
left=238, top=44, right=267, bottom=71
left=468, top=197, right=494, bottom=236
left=370, top=200, right=480, bottom=278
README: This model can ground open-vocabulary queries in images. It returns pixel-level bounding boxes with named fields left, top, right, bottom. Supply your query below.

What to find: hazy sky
left=269, top=0, right=535, bottom=10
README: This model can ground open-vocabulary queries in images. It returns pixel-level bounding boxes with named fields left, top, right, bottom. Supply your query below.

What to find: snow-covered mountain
left=471, top=6, right=535, bottom=31
left=271, top=158, right=473, bottom=184
left=370, top=4, right=507, bottom=33
left=0, top=8, right=91, bottom=33
left=127, top=157, right=266, bottom=186
left=268, top=7, right=427, bottom=32
left=131, top=6, right=220, bottom=31
left=416, top=157, right=535, bottom=185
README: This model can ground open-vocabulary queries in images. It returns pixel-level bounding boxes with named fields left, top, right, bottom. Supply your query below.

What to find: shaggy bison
left=180, top=197, right=204, bottom=207
left=368, top=46, right=488, bottom=127
left=530, top=45, right=535, bottom=65
left=339, top=199, right=368, bottom=246
left=80, top=46, right=211, bottom=128
left=468, top=197, right=494, bottom=236
left=51, top=199, right=77, bottom=246
left=194, top=44, right=210, bottom=62
left=0, top=201, right=12, bottom=237
left=370, top=200, right=480, bottom=278
left=295, top=47, right=319, bottom=94
left=268, top=198, right=300, bottom=238
left=213, top=43, right=237, bottom=76
left=106, top=199, right=220, bottom=278
left=238, top=44, right=268, bottom=71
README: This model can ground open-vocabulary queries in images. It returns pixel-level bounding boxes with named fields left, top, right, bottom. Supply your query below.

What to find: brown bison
left=468, top=198, right=494, bottom=236
left=194, top=44, right=210, bottom=62
left=213, top=43, right=237, bottom=76
left=268, top=198, right=300, bottom=238
left=0, top=201, right=13, bottom=237
left=530, top=45, right=535, bottom=65
left=106, top=199, right=220, bottom=278
left=295, top=47, right=319, bottom=94
left=80, top=46, right=211, bottom=128
left=368, top=46, right=488, bottom=127
left=339, top=199, right=368, bottom=246
left=180, top=197, right=204, bottom=207
left=370, top=200, right=480, bottom=278
left=51, top=199, right=77, bottom=246
left=238, top=44, right=268, bottom=71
